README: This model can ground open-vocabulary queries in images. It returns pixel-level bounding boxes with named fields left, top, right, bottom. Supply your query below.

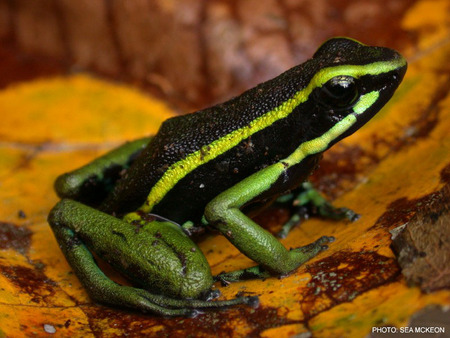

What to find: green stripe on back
left=125, top=58, right=405, bottom=220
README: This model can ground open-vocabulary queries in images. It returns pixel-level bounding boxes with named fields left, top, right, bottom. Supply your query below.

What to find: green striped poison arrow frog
left=48, top=38, right=406, bottom=316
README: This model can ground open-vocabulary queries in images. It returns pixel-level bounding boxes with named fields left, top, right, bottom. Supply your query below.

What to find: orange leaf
left=1, top=1, right=450, bottom=335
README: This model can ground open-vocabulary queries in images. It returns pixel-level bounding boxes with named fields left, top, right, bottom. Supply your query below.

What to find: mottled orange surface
left=0, top=1, right=449, bottom=336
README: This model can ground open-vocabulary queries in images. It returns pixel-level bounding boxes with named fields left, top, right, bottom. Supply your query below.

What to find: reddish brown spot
left=253, top=206, right=291, bottom=234
left=0, top=222, right=32, bottom=254
left=301, top=250, right=400, bottom=318
left=312, top=144, right=378, bottom=199
left=372, top=162, right=450, bottom=232
left=83, top=304, right=293, bottom=337
left=373, top=197, right=422, bottom=231
left=0, top=263, right=58, bottom=304
left=440, top=162, right=450, bottom=184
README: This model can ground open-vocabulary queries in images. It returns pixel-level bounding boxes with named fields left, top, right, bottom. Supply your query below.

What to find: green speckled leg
left=48, top=199, right=257, bottom=316
left=214, top=235, right=333, bottom=283
left=55, top=137, right=152, bottom=204
left=277, top=182, right=359, bottom=238
left=204, top=164, right=334, bottom=283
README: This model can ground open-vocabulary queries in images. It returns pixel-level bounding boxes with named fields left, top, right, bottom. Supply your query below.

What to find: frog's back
left=101, top=37, right=403, bottom=223
left=100, top=64, right=315, bottom=220
left=151, top=62, right=314, bottom=160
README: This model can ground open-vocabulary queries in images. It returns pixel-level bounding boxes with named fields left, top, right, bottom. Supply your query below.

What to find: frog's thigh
left=55, top=137, right=152, bottom=201
left=49, top=199, right=244, bottom=316
left=48, top=199, right=205, bottom=315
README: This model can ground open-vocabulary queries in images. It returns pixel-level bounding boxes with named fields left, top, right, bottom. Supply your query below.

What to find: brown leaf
left=1, top=0, right=415, bottom=109
left=391, top=184, right=450, bottom=292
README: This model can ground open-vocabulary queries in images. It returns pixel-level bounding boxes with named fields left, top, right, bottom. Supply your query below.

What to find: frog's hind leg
left=55, top=137, right=152, bottom=206
left=277, top=182, right=360, bottom=238
left=48, top=199, right=257, bottom=316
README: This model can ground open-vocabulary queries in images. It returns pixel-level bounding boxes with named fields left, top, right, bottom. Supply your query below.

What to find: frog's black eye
left=315, top=76, right=359, bottom=109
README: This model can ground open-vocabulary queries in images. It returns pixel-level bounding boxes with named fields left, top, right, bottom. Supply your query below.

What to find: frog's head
left=304, top=37, right=407, bottom=147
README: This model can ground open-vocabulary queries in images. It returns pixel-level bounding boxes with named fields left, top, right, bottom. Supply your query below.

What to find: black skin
left=49, top=38, right=407, bottom=316
left=99, top=38, right=407, bottom=226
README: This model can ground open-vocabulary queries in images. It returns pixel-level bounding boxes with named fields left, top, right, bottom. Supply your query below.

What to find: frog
left=48, top=37, right=407, bottom=316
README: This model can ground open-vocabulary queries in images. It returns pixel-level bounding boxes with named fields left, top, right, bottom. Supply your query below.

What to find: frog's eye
left=315, top=76, right=359, bottom=109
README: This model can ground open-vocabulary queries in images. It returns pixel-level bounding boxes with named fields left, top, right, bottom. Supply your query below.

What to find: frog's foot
left=296, top=182, right=360, bottom=221
left=277, top=182, right=360, bottom=238
left=292, top=235, right=335, bottom=256
left=277, top=207, right=307, bottom=239
left=129, top=289, right=259, bottom=317
left=79, top=279, right=258, bottom=317
left=316, top=203, right=360, bottom=221
left=214, top=236, right=334, bottom=284
left=215, top=266, right=272, bottom=285
left=203, top=289, right=221, bottom=301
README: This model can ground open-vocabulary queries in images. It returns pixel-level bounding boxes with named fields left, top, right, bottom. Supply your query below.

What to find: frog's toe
left=345, top=209, right=361, bottom=222
left=291, top=235, right=336, bottom=259
left=314, top=236, right=335, bottom=252
left=135, top=287, right=258, bottom=314
left=244, top=295, right=260, bottom=308
left=214, top=273, right=233, bottom=286
left=318, top=235, right=335, bottom=244
left=203, top=289, right=221, bottom=301
left=319, top=204, right=360, bottom=222
left=187, top=309, right=202, bottom=318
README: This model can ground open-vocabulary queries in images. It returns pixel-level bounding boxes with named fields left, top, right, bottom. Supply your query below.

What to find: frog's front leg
left=55, top=137, right=152, bottom=205
left=48, top=199, right=257, bottom=316
left=205, top=163, right=334, bottom=282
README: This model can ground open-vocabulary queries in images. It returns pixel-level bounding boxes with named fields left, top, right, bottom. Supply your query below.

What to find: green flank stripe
left=207, top=91, right=380, bottom=209
left=285, top=91, right=379, bottom=166
left=124, top=58, right=405, bottom=220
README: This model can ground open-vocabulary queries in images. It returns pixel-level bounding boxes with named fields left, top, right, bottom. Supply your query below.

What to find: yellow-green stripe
left=125, top=58, right=406, bottom=220
left=285, top=91, right=379, bottom=166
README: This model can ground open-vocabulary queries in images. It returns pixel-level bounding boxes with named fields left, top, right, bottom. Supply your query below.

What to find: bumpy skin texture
left=101, top=38, right=406, bottom=224
left=49, top=38, right=407, bottom=315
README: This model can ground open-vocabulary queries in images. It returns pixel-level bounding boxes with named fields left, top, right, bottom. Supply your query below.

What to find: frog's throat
left=124, top=58, right=404, bottom=222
